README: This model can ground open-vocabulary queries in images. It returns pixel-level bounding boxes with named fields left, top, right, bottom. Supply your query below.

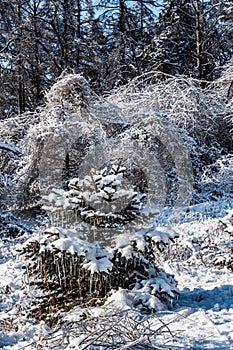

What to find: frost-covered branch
left=0, top=142, right=22, bottom=156
left=108, top=71, right=231, bottom=150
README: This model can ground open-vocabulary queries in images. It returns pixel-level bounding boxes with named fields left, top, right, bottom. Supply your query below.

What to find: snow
left=82, top=257, right=113, bottom=273
left=1, top=207, right=233, bottom=349
left=157, top=267, right=233, bottom=349
left=1, top=199, right=233, bottom=349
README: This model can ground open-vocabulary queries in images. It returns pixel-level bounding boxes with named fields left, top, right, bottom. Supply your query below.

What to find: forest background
left=0, top=0, right=233, bottom=118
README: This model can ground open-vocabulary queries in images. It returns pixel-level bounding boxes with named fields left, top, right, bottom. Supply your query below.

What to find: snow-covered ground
left=158, top=267, right=233, bottom=349
left=0, top=204, right=233, bottom=349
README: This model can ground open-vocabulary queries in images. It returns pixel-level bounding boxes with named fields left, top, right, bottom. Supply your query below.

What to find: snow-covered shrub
left=108, top=72, right=232, bottom=203
left=159, top=210, right=233, bottom=271
left=42, top=164, right=146, bottom=237
left=0, top=210, right=33, bottom=238
left=22, top=165, right=178, bottom=324
left=214, top=210, right=233, bottom=270
left=14, top=74, right=124, bottom=210
left=193, top=154, right=233, bottom=204
left=22, top=225, right=177, bottom=324
left=109, top=72, right=231, bottom=149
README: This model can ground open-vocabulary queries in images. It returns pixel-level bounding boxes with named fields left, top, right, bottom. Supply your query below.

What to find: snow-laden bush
left=22, top=226, right=178, bottom=324
left=215, top=209, right=233, bottom=270
left=22, top=166, right=178, bottom=324
left=44, top=164, right=144, bottom=227
left=193, top=154, right=233, bottom=204
left=157, top=208, right=233, bottom=272
left=107, top=71, right=233, bottom=207
left=14, top=74, right=125, bottom=210
left=108, top=71, right=232, bottom=162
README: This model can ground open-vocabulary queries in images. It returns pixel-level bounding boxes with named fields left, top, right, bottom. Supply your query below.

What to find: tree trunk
left=195, top=0, right=202, bottom=79
left=17, top=1, right=25, bottom=114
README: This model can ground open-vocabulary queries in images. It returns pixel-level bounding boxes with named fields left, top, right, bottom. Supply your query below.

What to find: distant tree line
left=0, top=0, right=232, bottom=117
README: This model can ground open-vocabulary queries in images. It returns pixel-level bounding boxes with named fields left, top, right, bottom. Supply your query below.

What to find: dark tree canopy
left=151, top=0, right=233, bottom=79
left=0, top=0, right=232, bottom=117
